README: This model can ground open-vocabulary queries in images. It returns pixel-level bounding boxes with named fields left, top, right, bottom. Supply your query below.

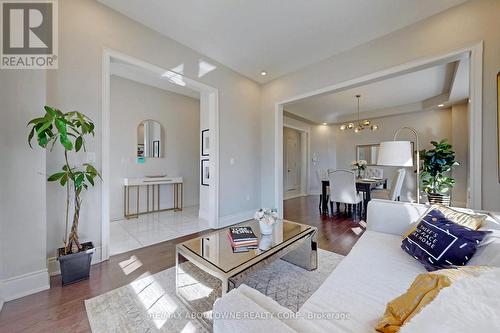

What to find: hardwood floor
left=0, top=195, right=361, bottom=332
left=283, top=195, right=362, bottom=256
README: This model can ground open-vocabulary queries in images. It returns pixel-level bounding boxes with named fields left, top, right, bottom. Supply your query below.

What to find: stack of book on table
left=227, top=226, right=258, bottom=253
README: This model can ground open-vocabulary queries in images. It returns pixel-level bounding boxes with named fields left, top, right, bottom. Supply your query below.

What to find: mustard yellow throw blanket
left=375, top=266, right=492, bottom=333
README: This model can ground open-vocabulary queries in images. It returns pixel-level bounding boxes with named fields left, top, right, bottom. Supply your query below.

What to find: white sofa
left=213, top=199, right=500, bottom=333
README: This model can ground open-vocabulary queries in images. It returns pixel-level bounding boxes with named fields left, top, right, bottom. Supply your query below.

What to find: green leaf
left=74, top=173, right=85, bottom=189
left=77, top=112, right=85, bottom=124
left=60, top=174, right=68, bottom=186
left=85, top=174, right=95, bottom=186
left=48, top=172, right=65, bottom=181
left=75, top=136, right=83, bottom=152
left=38, top=134, right=48, bottom=147
left=44, top=106, right=56, bottom=117
left=59, top=135, right=73, bottom=150
left=27, top=117, right=46, bottom=126
left=28, top=128, right=35, bottom=148
left=36, top=121, right=52, bottom=135
left=55, top=118, right=67, bottom=135
left=84, top=163, right=101, bottom=180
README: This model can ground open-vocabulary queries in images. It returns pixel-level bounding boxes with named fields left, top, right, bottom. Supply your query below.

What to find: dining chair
left=316, top=169, right=329, bottom=211
left=328, top=170, right=363, bottom=220
left=372, top=168, right=406, bottom=201
left=365, top=167, right=385, bottom=189
left=365, top=167, right=384, bottom=179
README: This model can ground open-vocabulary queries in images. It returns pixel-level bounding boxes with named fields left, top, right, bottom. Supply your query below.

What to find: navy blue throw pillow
left=401, top=209, right=489, bottom=271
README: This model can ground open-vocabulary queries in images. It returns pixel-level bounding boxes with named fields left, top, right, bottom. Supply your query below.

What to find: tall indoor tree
left=28, top=106, right=101, bottom=254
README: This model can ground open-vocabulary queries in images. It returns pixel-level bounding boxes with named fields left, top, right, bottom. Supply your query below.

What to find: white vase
left=259, top=234, right=273, bottom=251
left=259, top=220, right=274, bottom=235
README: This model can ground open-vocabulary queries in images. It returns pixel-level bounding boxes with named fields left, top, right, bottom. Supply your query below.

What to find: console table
left=124, top=176, right=183, bottom=219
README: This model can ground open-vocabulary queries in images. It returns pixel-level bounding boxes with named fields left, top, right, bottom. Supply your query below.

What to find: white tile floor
left=109, top=205, right=209, bottom=256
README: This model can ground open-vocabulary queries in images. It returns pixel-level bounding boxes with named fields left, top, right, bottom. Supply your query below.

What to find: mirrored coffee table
left=175, top=219, right=317, bottom=327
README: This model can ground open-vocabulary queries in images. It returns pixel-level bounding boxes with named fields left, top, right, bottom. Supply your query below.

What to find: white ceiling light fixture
left=339, top=95, right=379, bottom=133
left=260, top=70, right=268, bottom=76
left=438, top=103, right=444, bottom=107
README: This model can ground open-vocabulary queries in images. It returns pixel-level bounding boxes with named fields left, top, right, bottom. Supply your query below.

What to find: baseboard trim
left=47, top=246, right=103, bottom=276
left=218, top=209, right=256, bottom=228
left=0, top=269, right=50, bottom=302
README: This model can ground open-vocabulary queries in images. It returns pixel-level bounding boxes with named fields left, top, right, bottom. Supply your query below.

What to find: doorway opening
left=283, top=123, right=309, bottom=200
left=101, top=49, right=219, bottom=260
left=274, top=43, right=483, bottom=217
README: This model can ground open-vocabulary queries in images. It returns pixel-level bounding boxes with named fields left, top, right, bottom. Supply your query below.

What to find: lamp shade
left=377, top=141, right=413, bottom=167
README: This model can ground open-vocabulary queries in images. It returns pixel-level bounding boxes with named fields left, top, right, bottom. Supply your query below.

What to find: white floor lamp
left=377, top=127, right=420, bottom=204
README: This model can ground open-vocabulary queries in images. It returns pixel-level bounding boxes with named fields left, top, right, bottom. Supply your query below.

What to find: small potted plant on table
left=352, top=160, right=367, bottom=178
left=28, top=106, right=101, bottom=285
left=420, top=139, right=459, bottom=206
left=254, top=208, right=279, bottom=235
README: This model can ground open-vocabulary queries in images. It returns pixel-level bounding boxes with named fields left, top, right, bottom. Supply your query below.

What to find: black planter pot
left=57, top=241, right=95, bottom=286
left=427, top=193, right=451, bottom=206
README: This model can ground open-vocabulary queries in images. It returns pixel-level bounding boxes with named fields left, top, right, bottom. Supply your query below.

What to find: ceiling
left=97, top=0, right=467, bottom=83
left=110, top=59, right=200, bottom=99
left=284, top=59, right=470, bottom=124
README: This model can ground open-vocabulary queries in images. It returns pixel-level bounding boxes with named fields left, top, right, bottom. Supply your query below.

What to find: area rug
left=85, top=249, right=344, bottom=333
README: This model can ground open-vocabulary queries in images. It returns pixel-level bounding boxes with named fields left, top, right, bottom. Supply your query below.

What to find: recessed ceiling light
left=322, top=122, right=328, bottom=126
left=438, top=104, right=444, bottom=107
left=260, top=70, right=268, bottom=76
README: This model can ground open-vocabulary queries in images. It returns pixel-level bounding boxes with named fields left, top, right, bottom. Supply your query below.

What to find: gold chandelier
left=340, top=95, right=378, bottom=132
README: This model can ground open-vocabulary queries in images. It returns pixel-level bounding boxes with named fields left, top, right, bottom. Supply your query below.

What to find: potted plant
left=352, top=160, right=367, bottom=178
left=254, top=208, right=279, bottom=235
left=419, top=139, right=459, bottom=206
left=28, top=106, right=101, bottom=286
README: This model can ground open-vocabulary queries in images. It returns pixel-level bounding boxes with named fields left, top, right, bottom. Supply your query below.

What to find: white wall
left=109, top=76, right=200, bottom=220
left=451, top=103, right=469, bottom=207
left=261, top=0, right=500, bottom=211
left=44, top=0, right=261, bottom=263
left=334, top=109, right=455, bottom=202
left=0, top=71, right=49, bottom=301
left=310, top=125, right=337, bottom=194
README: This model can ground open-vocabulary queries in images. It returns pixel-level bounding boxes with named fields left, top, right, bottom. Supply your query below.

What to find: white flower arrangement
left=254, top=208, right=279, bottom=225
left=352, top=160, right=368, bottom=171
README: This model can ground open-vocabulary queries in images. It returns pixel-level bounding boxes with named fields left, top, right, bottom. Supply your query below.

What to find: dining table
left=321, top=177, right=388, bottom=217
